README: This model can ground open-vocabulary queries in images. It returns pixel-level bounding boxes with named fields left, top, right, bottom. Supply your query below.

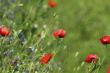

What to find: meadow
left=0, top=0, right=110, bottom=73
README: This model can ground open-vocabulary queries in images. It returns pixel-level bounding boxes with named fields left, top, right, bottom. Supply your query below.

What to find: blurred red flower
left=85, top=54, right=98, bottom=63
left=41, top=53, right=54, bottom=64
left=48, top=0, right=57, bottom=8
left=53, top=29, right=66, bottom=38
left=107, top=65, right=110, bottom=73
left=0, top=26, right=11, bottom=36
left=100, top=35, right=110, bottom=45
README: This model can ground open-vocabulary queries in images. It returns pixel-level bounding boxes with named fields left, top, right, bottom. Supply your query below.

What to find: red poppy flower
left=41, top=53, right=54, bottom=64
left=100, top=35, right=110, bottom=45
left=0, top=26, right=11, bottom=36
left=107, top=65, right=110, bottom=73
left=85, top=54, right=98, bottom=63
left=48, top=0, right=57, bottom=8
left=53, top=29, right=66, bottom=38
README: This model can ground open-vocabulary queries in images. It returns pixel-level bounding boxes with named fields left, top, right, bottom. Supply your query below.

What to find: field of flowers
left=1, top=0, right=110, bottom=73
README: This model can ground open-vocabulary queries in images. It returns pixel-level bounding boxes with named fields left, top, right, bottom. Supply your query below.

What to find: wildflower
left=11, top=60, right=18, bottom=66
left=100, top=35, right=110, bottom=45
left=85, top=54, right=98, bottom=63
left=48, top=0, right=57, bottom=8
left=0, top=26, right=11, bottom=36
left=41, top=53, right=54, bottom=64
left=53, top=29, right=66, bottom=38
left=28, top=46, right=35, bottom=52
left=107, top=65, right=110, bottom=73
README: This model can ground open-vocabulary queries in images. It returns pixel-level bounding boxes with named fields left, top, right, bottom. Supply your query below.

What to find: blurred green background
left=1, top=0, right=110, bottom=73
left=58, top=0, right=110, bottom=73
